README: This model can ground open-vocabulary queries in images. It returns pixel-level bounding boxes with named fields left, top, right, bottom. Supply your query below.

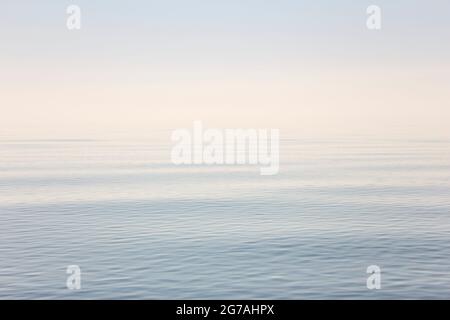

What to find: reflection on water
left=1, top=138, right=450, bottom=299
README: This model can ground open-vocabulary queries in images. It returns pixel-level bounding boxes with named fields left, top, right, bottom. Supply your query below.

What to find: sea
left=1, top=137, right=449, bottom=299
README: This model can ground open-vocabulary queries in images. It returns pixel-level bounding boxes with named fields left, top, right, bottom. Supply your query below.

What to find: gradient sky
left=1, top=0, right=449, bottom=139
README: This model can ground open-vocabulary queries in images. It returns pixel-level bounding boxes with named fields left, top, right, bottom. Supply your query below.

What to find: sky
left=1, top=0, right=449, bottom=139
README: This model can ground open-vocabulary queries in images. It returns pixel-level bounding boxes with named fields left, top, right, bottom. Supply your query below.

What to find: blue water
left=1, top=138, right=450, bottom=299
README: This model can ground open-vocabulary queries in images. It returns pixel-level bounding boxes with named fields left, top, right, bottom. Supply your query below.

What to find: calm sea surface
left=1, top=138, right=450, bottom=299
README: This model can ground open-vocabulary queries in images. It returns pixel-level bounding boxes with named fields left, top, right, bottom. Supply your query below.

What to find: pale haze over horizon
left=1, top=0, right=449, bottom=140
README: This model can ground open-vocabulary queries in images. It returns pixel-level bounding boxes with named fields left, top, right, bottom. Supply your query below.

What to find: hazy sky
left=1, top=0, right=449, bottom=139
